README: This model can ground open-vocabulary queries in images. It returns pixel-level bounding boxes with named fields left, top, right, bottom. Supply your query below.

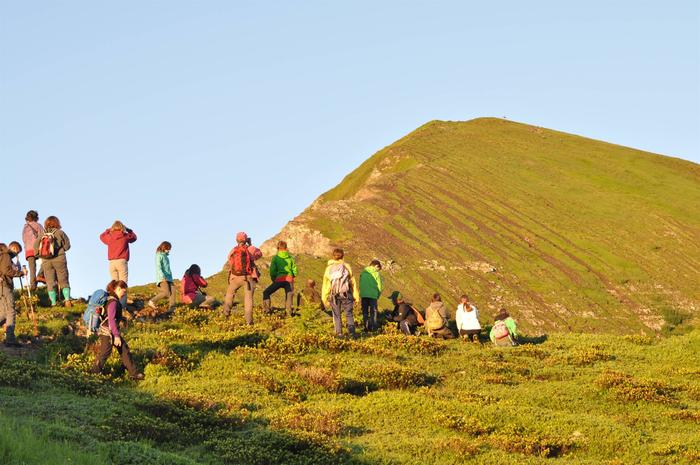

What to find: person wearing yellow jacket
left=321, top=248, right=360, bottom=338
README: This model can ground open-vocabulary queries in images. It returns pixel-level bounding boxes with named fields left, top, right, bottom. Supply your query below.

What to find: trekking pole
left=15, top=258, right=39, bottom=338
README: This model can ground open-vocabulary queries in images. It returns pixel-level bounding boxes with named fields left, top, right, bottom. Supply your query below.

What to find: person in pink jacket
left=21, top=210, right=44, bottom=291
left=181, top=264, right=218, bottom=309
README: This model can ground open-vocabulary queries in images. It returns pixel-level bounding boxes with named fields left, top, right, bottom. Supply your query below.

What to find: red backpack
left=38, top=232, right=57, bottom=259
left=229, top=245, right=252, bottom=276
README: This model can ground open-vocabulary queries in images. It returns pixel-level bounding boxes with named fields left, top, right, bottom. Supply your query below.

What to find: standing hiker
left=359, top=259, right=383, bottom=332
left=0, top=242, right=26, bottom=347
left=296, top=279, right=325, bottom=311
left=425, top=293, right=455, bottom=339
left=147, top=241, right=176, bottom=313
left=21, top=210, right=44, bottom=291
left=90, top=280, right=144, bottom=380
left=321, top=248, right=360, bottom=338
left=222, top=232, right=262, bottom=324
left=456, top=294, right=481, bottom=343
left=262, top=241, right=298, bottom=317
left=34, top=216, right=72, bottom=307
left=181, top=264, right=218, bottom=309
left=100, top=220, right=137, bottom=308
left=490, top=308, right=518, bottom=347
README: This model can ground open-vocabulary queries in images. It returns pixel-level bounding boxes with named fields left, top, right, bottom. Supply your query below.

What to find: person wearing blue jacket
left=148, top=241, right=176, bottom=313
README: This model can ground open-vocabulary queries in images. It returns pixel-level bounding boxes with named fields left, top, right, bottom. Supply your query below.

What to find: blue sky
left=1, top=1, right=698, bottom=297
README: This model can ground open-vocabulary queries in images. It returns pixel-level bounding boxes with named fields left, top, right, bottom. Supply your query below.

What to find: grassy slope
left=264, top=118, right=700, bottom=334
left=1, top=302, right=699, bottom=465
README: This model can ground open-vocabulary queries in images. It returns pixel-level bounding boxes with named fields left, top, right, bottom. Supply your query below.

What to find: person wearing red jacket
left=181, top=264, right=218, bottom=309
left=100, top=221, right=137, bottom=307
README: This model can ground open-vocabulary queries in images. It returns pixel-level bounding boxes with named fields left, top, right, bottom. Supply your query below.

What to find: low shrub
left=622, top=334, right=654, bottom=345
left=435, top=413, right=493, bottom=436
left=368, top=365, right=436, bottom=389
left=489, top=426, right=575, bottom=458
left=271, top=405, right=344, bottom=438
left=596, top=371, right=680, bottom=405
left=565, top=347, right=615, bottom=366
left=666, top=410, right=700, bottom=422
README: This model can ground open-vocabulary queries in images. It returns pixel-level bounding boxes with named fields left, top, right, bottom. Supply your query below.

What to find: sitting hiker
left=181, top=264, right=218, bottom=309
left=0, top=242, right=26, bottom=347
left=262, top=241, right=298, bottom=317
left=296, top=279, right=325, bottom=311
left=390, top=291, right=419, bottom=336
left=359, top=260, right=383, bottom=332
left=424, top=293, right=455, bottom=339
left=455, top=294, right=481, bottom=343
left=90, top=280, right=144, bottom=380
left=490, top=308, right=518, bottom=347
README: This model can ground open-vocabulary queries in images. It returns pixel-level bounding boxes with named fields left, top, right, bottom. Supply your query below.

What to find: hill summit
left=263, top=118, right=700, bottom=333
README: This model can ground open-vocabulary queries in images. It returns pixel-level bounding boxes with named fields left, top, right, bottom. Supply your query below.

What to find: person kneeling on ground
left=456, top=294, right=481, bottom=343
left=490, top=308, right=518, bottom=347
left=181, top=264, right=218, bottom=309
left=390, top=291, right=419, bottom=336
left=296, top=279, right=325, bottom=312
left=0, top=242, right=27, bottom=347
left=263, top=240, right=298, bottom=317
left=91, top=280, right=144, bottom=380
left=425, top=293, right=455, bottom=339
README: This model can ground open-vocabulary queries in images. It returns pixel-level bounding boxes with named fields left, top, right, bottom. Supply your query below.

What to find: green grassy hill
left=2, top=303, right=699, bottom=465
left=260, top=118, right=700, bottom=334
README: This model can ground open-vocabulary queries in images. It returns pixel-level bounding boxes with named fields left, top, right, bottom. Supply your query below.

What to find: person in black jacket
left=0, top=242, right=26, bottom=347
left=390, top=291, right=418, bottom=335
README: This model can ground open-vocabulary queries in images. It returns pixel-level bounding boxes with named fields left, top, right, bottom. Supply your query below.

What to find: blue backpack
left=83, top=290, right=109, bottom=334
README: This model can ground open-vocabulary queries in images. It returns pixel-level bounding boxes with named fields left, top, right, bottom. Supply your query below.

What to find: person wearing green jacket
left=489, top=308, right=518, bottom=347
left=262, top=241, right=298, bottom=317
left=359, top=260, right=383, bottom=332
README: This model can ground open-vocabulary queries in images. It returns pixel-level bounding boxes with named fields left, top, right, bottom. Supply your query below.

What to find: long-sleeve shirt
left=155, top=252, right=173, bottom=282
left=22, top=221, right=44, bottom=258
left=321, top=259, right=360, bottom=304
left=105, top=298, right=123, bottom=338
left=181, top=273, right=207, bottom=303
left=33, top=228, right=70, bottom=257
left=100, top=229, right=137, bottom=261
left=456, top=304, right=481, bottom=331
left=0, top=247, right=23, bottom=288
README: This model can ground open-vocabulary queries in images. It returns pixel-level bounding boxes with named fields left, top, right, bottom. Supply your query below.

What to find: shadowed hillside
left=260, top=118, right=699, bottom=334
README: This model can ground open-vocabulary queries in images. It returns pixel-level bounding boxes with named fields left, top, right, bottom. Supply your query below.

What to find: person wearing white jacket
left=455, top=294, right=481, bottom=343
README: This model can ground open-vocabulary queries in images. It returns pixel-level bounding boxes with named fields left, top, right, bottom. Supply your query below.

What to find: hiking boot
left=130, top=373, right=145, bottom=381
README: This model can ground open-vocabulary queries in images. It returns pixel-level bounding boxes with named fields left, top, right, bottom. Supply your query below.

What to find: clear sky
left=1, top=1, right=698, bottom=297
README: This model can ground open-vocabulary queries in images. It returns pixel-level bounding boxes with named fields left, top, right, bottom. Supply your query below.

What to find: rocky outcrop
left=260, top=222, right=333, bottom=258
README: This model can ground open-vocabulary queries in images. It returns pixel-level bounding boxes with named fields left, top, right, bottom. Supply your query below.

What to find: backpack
left=328, top=263, right=351, bottom=297
left=38, top=231, right=57, bottom=259
left=83, top=289, right=109, bottom=334
left=492, top=320, right=510, bottom=340
left=425, top=305, right=446, bottom=331
left=229, top=245, right=251, bottom=276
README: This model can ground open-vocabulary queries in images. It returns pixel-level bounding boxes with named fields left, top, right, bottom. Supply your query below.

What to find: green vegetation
left=267, top=117, right=700, bottom=334
left=1, top=299, right=699, bottom=464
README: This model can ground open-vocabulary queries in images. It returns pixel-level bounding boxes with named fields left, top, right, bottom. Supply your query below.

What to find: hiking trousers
left=91, top=335, right=138, bottom=377
left=361, top=297, right=378, bottom=332
left=190, top=292, right=216, bottom=308
left=0, top=282, right=17, bottom=343
left=43, top=254, right=69, bottom=291
left=27, top=256, right=39, bottom=291
left=223, top=275, right=256, bottom=324
left=263, top=281, right=294, bottom=316
left=109, top=259, right=129, bottom=307
left=459, top=329, right=481, bottom=342
left=151, top=280, right=176, bottom=310
left=330, top=296, right=355, bottom=336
